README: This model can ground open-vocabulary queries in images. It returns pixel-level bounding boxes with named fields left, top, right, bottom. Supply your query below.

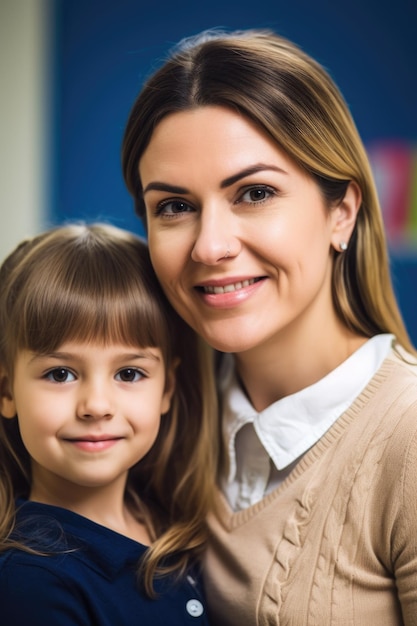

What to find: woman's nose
left=190, top=204, right=239, bottom=265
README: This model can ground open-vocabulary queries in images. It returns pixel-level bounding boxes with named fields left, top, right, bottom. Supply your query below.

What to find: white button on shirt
left=186, top=599, right=204, bottom=617
left=220, top=334, right=394, bottom=511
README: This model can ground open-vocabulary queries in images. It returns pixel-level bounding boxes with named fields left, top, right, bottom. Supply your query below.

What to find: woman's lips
left=195, top=276, right=266, bottom=308
left=199, top=277, right=260, bottom=294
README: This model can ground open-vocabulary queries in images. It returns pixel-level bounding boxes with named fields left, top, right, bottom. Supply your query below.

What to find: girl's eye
left=115, top=368, right=143, bottom=383
left=240, top=186, right=275, bottom=203
left=45, top=368, right=75, bottom=383
left=156, top=199, right=194, bottom=216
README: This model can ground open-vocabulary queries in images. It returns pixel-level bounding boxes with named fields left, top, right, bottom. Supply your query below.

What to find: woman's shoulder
left=360, top=344, right=417, bottom=498
left=365, top=342, right=417, bottom=416
left=387, top=342, right=417, bottom=377
left=364, top=343, right=417, bottom=442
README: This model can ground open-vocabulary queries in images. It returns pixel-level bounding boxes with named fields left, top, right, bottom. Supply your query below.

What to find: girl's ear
left=160, top=358, right=179, bottom=416
left=330, top=180, right=362, bottom=252
left=0, top=371, right=16, bottom=419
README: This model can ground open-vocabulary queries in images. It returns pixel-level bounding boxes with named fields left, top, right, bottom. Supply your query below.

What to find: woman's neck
left=235, top=320, right=367, bottom=412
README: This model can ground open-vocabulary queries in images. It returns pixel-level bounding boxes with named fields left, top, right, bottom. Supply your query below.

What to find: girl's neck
left=29, top=476, right=152, bottom=545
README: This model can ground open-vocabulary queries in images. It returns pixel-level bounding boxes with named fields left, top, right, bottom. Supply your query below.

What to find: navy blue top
left=0, top=500, right=210, bottom=625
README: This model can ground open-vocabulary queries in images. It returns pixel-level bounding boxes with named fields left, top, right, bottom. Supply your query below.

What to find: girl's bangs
left=20, top=281, right=170, bottom=358
left=2, top=224, right=174, bottom=370
left=11, top=239, right=172, bottom=362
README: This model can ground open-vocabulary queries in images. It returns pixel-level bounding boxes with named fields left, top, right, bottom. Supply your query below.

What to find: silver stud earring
left=339, top=241, right=348, bottom=251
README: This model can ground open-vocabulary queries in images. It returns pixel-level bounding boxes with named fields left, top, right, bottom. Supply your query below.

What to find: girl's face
left=2, top=341, right=174, bottom=502
left=140, top=106, right=357, bottom=355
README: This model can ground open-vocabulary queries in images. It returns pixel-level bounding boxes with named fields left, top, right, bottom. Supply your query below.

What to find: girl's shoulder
left=0, top=501, right=211, bottom=625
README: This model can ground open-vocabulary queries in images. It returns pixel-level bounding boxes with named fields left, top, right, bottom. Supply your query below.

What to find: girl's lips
left=66, top=438, right=122, bottom=452
left=63, top=435, right=124, bottom=452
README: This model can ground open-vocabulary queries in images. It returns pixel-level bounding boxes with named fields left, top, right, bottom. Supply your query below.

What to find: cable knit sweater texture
left=204, top=345, right=417, bottom=625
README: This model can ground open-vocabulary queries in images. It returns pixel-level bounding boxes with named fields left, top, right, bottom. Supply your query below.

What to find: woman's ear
left=330, top=180, right=362, bottom=252
left=0, top=371, right=16, bottom=418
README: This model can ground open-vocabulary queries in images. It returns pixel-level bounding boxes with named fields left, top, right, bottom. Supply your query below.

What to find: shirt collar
left=221, top=334, right=394, bottom=481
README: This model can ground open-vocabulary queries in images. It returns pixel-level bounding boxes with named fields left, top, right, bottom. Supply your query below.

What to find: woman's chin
left=194, top=323, right=262, bottom=354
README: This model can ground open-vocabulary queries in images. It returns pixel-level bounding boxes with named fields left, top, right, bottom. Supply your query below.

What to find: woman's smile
left=140, top=105, right=344, bottom=354
left=193, top=277, right=267, bottom=313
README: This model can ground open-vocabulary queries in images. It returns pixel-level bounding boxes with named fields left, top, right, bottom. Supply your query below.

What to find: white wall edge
left=0, top=0, right=52, bottom=261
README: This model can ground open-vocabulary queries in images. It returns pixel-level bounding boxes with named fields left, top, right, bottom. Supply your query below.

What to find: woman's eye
left=115, top=368, right=143, bottom=383
left=157, top=199, right=193, bottom=215
left=240, top=186, right=275, bottom=203
left=45, top=368, right=75, bottom=383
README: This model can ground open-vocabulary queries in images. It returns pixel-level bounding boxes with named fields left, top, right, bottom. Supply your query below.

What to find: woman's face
left=139, top=106, right=351, bottom=354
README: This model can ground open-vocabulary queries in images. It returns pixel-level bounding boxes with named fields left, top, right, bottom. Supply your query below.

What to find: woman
left=122, top=29, right=417, bottom=625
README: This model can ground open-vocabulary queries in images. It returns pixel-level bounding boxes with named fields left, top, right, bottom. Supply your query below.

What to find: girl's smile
left=6, top=341, right=174, bottom=502
left=62, top=436, right=124, bottom=453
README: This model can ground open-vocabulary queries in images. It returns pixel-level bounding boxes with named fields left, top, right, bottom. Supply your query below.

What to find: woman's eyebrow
left=220, top=164, right=288, bottom=189
left=143, top=182, right=189, bottom=196
left=142, top=163, right=288, bottom=196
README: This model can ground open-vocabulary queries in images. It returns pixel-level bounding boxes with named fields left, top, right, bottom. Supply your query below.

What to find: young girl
left=0, top=223, right=217, bottom=625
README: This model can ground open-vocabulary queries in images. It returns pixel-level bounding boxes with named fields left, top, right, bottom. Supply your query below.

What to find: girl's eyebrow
left=142, top=163, right=288, bottom=196
left=29, top=350, right=161, bottom=363
left=29, top=352, right=74, bottom=363
left=115, top=352, right=162, bottom=362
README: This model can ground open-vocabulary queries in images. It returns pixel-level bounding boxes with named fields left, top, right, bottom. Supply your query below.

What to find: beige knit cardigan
left=204, top=345, right=417, bottom=625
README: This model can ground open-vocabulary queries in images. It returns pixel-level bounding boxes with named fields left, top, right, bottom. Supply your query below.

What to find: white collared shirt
left=220, top=334, right=394, bottom=511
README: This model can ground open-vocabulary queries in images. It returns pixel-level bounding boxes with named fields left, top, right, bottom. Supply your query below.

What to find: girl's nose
left=76, top=380, right=114, bottom=421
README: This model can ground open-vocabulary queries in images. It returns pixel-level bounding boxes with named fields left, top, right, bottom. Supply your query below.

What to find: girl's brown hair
left=0, top=222, right=218, bottom=595
left=122, top=29, right=413, bottom=352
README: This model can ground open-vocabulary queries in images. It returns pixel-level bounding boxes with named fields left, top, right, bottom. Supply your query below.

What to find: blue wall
left=49, top=0, right=417, bottom=343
